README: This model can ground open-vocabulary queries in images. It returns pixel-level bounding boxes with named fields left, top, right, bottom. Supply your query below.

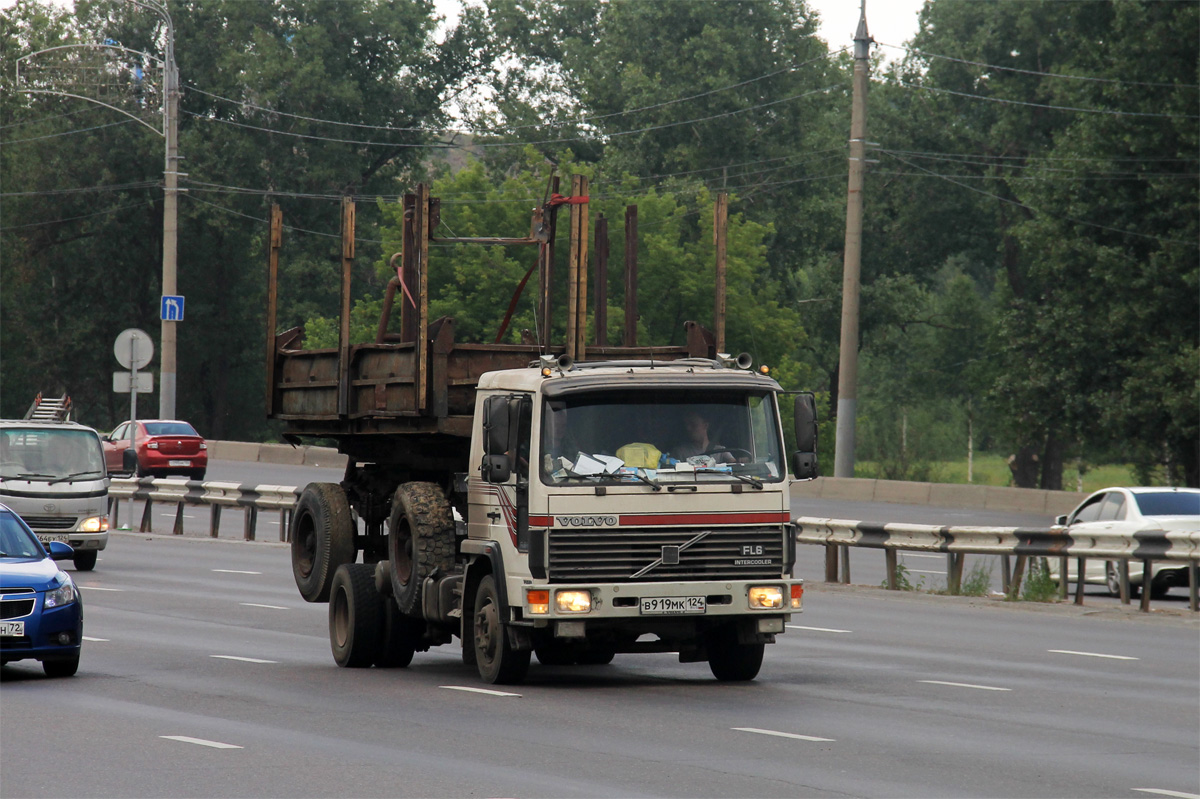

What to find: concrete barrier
left=792, top=476, right=1084, bottom=515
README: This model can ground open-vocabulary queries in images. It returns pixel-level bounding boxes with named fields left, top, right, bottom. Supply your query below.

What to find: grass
left=1016, top=558, right=1060, bottom=603
left=854, top=453, right=1139, bottom=494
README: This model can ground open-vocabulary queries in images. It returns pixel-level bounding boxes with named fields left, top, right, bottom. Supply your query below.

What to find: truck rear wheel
left=473, top=574, right=530, bottom=684
left=387, top=482, right=455, bottom=617
left=291, top=483, right=355, bottom=603
left=375, top=600, right=419, bottom=668
left=329, top=564, right=380, bottom=668
left=707, top=626, right=764, bottom=681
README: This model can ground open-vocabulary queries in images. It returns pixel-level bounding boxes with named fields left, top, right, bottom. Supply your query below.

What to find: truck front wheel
left=707, top=626, right=764, bottom=681
left=291, top=483, right=356, bottom=603
left=329, top=564, right=380, bottom=667
left=473, top=575, right=530, bottom=684
left=387, top=482, right=455, bottom=617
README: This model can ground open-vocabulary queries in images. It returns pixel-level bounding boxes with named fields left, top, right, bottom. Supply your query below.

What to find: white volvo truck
left=268, top=181, right=818, bottom=683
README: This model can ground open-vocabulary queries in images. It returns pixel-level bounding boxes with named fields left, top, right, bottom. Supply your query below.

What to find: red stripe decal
left=529, top=515, right=553, bottom=527
left=618, top=512, right=789, bottom=526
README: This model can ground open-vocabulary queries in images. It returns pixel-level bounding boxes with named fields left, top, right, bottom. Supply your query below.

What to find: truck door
left=471, top=394, right=531, bottom=551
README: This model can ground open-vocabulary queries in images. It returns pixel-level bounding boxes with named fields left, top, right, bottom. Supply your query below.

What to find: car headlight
left=80, top=515, right=108, bottom=533
left=748, top=585, right=784, bottom=609
left=555, top=590, right=592, bottom=613
left=45, top=576, right=77, bottom=609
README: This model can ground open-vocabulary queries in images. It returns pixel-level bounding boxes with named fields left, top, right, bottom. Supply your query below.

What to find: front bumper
left=517, top=578, right=802, bottom=624
left=0, top=601, right=83, bottom=664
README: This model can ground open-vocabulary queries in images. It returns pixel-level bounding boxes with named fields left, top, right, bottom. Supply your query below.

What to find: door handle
left=487, top=511, right=501, bottom=522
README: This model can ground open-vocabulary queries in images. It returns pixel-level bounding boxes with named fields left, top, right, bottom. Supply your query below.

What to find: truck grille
left=17, top=516, right=75, bottom=530
left=548, top=526, right=784, bottom=583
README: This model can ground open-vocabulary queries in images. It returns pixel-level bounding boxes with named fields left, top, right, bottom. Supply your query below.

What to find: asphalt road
left=2, top=532, right=1197, bottom=798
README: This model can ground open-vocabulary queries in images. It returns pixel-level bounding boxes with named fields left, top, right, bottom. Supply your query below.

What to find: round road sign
left=114, top=328, right=154, bottom=370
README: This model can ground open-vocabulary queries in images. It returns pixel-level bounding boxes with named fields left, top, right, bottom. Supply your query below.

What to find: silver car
left=1051, top=486, right=1200, bottom=598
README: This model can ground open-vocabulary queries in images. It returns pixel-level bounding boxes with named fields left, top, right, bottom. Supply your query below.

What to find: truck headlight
left=555, top=590, right=592, bottom=613
left=748, top=585, right=784, bottom=609
left=80, top=516, right=108, bottom=533
left=45, top=578, right=77, bottom=609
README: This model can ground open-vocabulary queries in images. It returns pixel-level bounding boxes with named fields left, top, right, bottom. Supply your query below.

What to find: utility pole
left=151, top=0, right=180, bottom=420
left=834, top=3, right=872, bottom=480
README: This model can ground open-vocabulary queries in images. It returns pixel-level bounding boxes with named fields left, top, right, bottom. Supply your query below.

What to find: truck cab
left=463, top=358, right=804, bottom=681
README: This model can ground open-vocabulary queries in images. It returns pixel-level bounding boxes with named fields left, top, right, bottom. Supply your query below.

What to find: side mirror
left=1055, top=515, right=1068, bottom=526
left=482, top=454, right=512, bottom=484
left=791, top=393, right=818, bottom=479
left=483, top=396, right=510, bottom=457
left=46, top=541, right=75, bottom=561
left=120, top=448, right=138, bottom=476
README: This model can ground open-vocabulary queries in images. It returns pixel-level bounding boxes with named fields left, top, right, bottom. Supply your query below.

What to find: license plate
left=168, top=459, right=190, bottom=467
left=36, top=534, right=70, bottom=544
left=640, top=596, right=706, bottom=615
left=0, top=621, right=25, bottom=637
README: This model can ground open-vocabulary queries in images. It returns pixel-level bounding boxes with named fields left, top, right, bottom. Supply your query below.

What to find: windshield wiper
left=728, top=471, right=764, bottom=490
left=49, top=470, right=103, bottom=484
left=14, top=472, right=54, bottom=481
left=625, top=469, right=663, bottom=491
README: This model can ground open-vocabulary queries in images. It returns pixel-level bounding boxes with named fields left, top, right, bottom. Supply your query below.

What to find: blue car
left=0, top=504, right=83, bottom=677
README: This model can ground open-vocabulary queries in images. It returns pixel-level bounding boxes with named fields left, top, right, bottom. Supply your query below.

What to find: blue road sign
left=161, top=295, right=185, bottom=321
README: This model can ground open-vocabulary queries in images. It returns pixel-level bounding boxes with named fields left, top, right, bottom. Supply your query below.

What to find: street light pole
left=160, top=11, right=179, bottom=420
left=131, top=0, right=179, bottom=419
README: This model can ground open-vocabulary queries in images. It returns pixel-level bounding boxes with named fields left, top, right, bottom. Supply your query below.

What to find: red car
left=103, top=420, right=208, bottom=480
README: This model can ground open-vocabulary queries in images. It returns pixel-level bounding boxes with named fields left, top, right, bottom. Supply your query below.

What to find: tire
left=43, top=654, right=79, bottom=678
left=1105, top=562, right=1140, bottom=598
left=329, top=564, right=380, bottom=668
left=375, top=600, right=419, bottom=668
left=73, top=550, right=97, bottom=572
left=707, top=626, right=764, bottom=682
left=191, top=468, right=207, bottom=482
left=473, top=574, right=529, bottom=684
left=387, top=482, right=455, bottom=617
left=1149, top=580, right=1171, bottom=600
left=291, top=483, right=356, bottom=603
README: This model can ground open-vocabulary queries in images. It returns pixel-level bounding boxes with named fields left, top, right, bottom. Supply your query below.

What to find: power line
left=877, top=75, right=1197, bottom=120
left=0, top=202, right=147, bottom=232
left=179, top=48, right=850, bottom=138
left=0, top=180, right=160, bottom=197
left=879, top=41, right=1199, bottom=90
left=884, top=151, right=1198, bottom=247
left=0, top=118, right=140, bottom=145
left=880, top=147, right=1198, bottom=166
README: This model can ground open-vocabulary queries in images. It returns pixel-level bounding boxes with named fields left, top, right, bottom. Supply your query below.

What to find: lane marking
left=439, top=685, right=521, bottom=697
left=160, top=735, right=243, bottom=750
left=1048, top=649, right=1139, bottom=661
left=919, top=680, right=1011, bottom=692
left=82, top=636, right=109, bottom=642
left=733, top=727, right=835, bottom=743
left=787, top=625, right=852, bottom=634
left=1134, top=790, right=1200, bottom=799
left=212, top=569, right=262, bottom=575
left=80, top=586, right=123, bottom=592
left=210, top=655, right=277, bottom=664
left=240, top=603, right=289, bottom=610
left=908, top=569, right=947, bottom=575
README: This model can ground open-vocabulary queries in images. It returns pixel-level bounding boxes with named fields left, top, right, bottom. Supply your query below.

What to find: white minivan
left=0, top=420, right=111, bottom=571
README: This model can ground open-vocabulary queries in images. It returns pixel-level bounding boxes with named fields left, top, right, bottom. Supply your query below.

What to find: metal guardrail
left=108, top=477, right=300, bottom=542
left=104, top=480, right=1200, bottom=612
left=794, top=516, right=1200, bottom=612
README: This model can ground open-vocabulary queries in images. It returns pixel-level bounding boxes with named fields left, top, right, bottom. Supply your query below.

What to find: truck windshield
left=541, top=389, right=784, bottom=485
left=0, top=428, right=105, bottom=482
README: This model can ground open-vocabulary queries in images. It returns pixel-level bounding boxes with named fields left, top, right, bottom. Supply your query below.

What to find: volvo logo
left=555, top=515, right=617, bottom=527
